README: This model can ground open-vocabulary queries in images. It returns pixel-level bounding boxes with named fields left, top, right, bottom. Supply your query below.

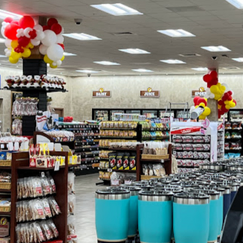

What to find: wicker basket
left=141, top=175, right=161, bottom=180
left=141, top=154, right=169, bottom=160
left=0, top=183, right=11, bottom=190
left=0, top=160, right=11, bottom=167
left=0, top=206, right=10, bottom=212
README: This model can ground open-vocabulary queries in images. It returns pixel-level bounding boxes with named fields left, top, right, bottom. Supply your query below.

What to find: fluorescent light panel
left=191, top=67, right=208, bottom=71
left=91, top=3, right=143, bottom=16
left=160, top=59, right=186, bottom=64
left=225, top=0, right=243, bottom=9
left=232, top=57, right=243, bottom=62
left=63, top=33, right=101, bottom=41
left=63, top=52, right=77, bottom=56
left=132, top=69, right=153, bottom=72
left=158, top=29, right=195, bottom=37
left=94, top=61, right=120, bottom=66
left=76, top=70, right=99, bottom=73
left=201, top=46, right=231, bottom=52
left=119, top=48, right=150, bottom=54
left=0, top=9, right=22, bottom=20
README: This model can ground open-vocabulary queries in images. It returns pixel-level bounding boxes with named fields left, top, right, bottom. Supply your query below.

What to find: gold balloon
left=44, top=55, right=53, bottom=64
left=11, top=51, right=22, bottom=60
left=22, top=48, right=31, bottom=58
left=61, top=55, right=65, bottom=61
left=27, top=43, right=34, bottom=49
left=50, top=63, right=58, bottom=69
left=9, top=56, right=19, bottom=64
left=11, top=40, right=18, bottom=49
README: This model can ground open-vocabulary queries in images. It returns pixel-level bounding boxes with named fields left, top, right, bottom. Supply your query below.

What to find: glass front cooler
left=142, top=110, right=158, bottom=118
left=94, top=110, right=108, bottom=121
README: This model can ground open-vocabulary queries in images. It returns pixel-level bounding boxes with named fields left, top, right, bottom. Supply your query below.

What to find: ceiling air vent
left=179, top=53, right=201, bottom=57
left=112, top=32, right=134, bottom=36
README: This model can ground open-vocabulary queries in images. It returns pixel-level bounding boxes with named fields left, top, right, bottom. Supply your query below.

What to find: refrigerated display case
left=160, top=110, right=175, bottom=118
left=110, top=110, right=125, bottom=121
left=94, top=110, right=108, bottom=121
left=142, top=110, right=158, bottom=118
left=126, top=110, right=141, bottom=115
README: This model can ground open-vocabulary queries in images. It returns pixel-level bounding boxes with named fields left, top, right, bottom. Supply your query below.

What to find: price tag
left=14, top=142, right=19, bottom=151
left=54, top=160, right=60, bottom=171
left=107, top=168, right=112, bottom=172
left=112, top=180, right=119, bottom=186
left=1, top=144, right=4, bottom=149
left=161, top=159, right=164, bottom=163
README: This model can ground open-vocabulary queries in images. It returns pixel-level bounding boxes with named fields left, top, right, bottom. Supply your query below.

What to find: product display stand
left=4, top=151, right=68, bottom=243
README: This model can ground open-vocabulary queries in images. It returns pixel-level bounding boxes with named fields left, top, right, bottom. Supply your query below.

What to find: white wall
left=0, top=69, right=243, bottom=131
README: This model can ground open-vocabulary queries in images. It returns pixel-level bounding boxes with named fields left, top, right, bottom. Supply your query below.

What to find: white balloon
left=52, top=62, right=57, bottom=66
left=5, top=48, right=11, bottom=57
left=35, top=30, right=45, bottom=41
left=56, top=34, right=64, bottom=44
left=1, top=26, right=6, bottom=38
left=221, top=83, right=229, bottom=92
left=5, top=39, right=11, bottom=48
left=31, top=39, right=40, bottom=46
left=16, top=28, right=24, bottom=38
left=42, top=30, right=57, bottom=46
left=24, top=27, right=32, bottom=38
left=47, top=44, right=63, bottom=61
left=39, top=44, right=48, bottom=55
left=34, top=24, right=43, bottom=31
left=56, top=60, right=62, bottom=67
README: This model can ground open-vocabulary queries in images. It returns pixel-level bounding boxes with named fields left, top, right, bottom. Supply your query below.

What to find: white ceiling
left=1, top=0, right=243, bottom=76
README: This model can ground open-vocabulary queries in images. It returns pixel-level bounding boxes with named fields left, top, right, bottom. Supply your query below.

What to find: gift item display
left=44, top=131, right=75, bottom=142
left=0, top=172, right=11, bottom=190
left=112, top=113, right=146, bottom=122
left=0, top=199, right=11, bottom=212
left=12, top=97, right=39, bottom=117
left=95, top=156, right=243, bottom=243
left=225, top=121, right=243, bottom=158
left=0, top=135, right=29, bottom=152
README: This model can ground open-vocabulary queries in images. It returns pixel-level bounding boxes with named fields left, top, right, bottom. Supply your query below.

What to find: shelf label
left=54, top=160, right=60, bottom=171
left=107, top=168, right=112, bottom=172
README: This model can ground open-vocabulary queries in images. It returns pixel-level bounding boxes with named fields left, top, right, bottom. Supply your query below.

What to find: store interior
left=1, top=0, right=243, bottom=243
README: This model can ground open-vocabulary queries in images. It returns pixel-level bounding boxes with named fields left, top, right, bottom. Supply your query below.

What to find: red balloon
left=197, top=97, right=207, bottom=106
left=58, top=43, right=65, bottom=50
left=47, top=18, right=58, bottom=28
left=203, top=74, right=212, bottom=83
left=4, top=17, right=13, bottom=23
left=193, top=96, right=200, bottom=106
left=18, top=36, right=30, bottom=47
left=233, top=99, right=237, bottom=105
left=43, top=25, right=49, bottom=31
left=51, top=23, right=62, bottom=35
left=211, top=78, right=218, bottom=86
left=29, top=29, right=37, bottom=39
left=14, top=46, right=24, bottom=53
left=4, top=23, right=19, bottom=40
left=19, top=16, right=35, bottom=29
left=210, top=70, right=218, bottom=79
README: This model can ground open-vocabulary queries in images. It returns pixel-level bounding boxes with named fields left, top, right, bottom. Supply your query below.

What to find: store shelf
left=0, top=166, right=11, bottom=170
left=176, top=158, right=210, bottom=160
left=0, top=211, right=11, bottom=216
left=100, top=128, right=137, bottom=130
left=142, top=136, right=170, bottom=140
left=0, top=189, right=11, bottom=193
left=225, top=137, right=242, bottom=140
left=142, top=128, right=170, bottom=131
left=173, top=150, right=210, bottom=152
left=225, top=149, right=242, bottom=152
left=99, top=158, right=109, bottom=161
left=3, top=87, right=67, bottom=93
left=99, top=136, right=137, bottom=139
left=99, top=178, right=110, bottom=181
left=17, top=166, right=66, bottom=170
left=140, top=159, right=170, bottom=163
left=113, top=170, right=136, bottom=173
left=109, top=147, right=137, bottom=151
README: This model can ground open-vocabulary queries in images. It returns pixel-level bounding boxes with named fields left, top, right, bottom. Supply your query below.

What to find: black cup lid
left=96, top=188, right=130, bottom=195
left=174, top=192, right=209, bottom=200
left=139, top=189, right=173, bottom=197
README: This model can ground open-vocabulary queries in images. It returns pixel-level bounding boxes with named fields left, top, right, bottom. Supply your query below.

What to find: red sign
left=171, top=127, right=201, bottom=135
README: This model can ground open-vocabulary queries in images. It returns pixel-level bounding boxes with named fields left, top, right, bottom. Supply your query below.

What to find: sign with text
left=140, top=87, right=160, bottom=98
left=93, top=88, right=111, bottom=98
left=192, top=87, right=206, bottom=98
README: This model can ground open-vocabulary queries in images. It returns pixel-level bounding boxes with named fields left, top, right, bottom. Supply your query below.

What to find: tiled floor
left=75, top=173, right=102, bottom=243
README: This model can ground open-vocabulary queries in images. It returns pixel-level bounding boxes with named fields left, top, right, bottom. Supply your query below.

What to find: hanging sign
left=93, top=88, right=111, bottom=98
left=192, top=87, right=206, bottom=98
left=140, top=87, right=160, bottom=98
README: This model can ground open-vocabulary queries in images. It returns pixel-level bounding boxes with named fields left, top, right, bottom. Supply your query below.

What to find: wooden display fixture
left=141, top=154, right=169, bottom=160
left=2, top=151, right=69, bottom=243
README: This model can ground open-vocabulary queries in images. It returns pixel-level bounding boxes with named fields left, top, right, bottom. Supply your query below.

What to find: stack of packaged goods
left=67, top=173, right=78, bottom=243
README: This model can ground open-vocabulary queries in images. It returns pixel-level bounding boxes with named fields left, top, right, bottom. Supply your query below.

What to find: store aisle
left=75, top=173, right=100, bottom=243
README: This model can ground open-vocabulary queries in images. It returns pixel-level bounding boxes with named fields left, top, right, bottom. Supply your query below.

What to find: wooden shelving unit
left=0, top=151, right=69, bottom=243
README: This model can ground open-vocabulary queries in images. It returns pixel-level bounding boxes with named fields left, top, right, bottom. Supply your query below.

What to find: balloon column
left=1, top=16, right=65, bottom=68
left=202, top=70, right=237, bottom=118
left=191, top=96, right=211, bottom=120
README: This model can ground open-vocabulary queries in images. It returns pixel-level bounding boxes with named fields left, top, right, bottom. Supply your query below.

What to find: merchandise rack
left=1, top=151, right=68, bottom=243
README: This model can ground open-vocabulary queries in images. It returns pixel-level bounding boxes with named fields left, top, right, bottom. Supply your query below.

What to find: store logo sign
left=140, top=87, right=160, bottom=98
left=192, top=87, right=206, bottom=97
left=93, top=88, right=111, bottom=98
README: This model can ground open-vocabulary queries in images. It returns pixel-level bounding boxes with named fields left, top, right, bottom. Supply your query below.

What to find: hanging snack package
left=68, top=194, right=76, bottom=215
left=42, top=198, right=52, bottom=218
left=40, top=173, right=51, bottom=196
left=116, top=153, right=124, bottom=170
left=68, top=172, right=75, bottom=194
left=123, top=153, right=130, bottom=170
left=46, top=173, right=56, bottom=194
left=46, top=220, right=59, bottom=238
left=48, top=197, right=61, bottom=216
left=109, top=153, right=117, bottom=170
left=129, top=153, right=137, bottom=171
left=0, top=217, right=9, bottom=238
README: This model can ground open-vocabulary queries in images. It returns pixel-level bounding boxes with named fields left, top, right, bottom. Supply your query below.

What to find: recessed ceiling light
left=0, top=9, right=22, bottom=20
left=94, top=61, right=120, bottom=66
left=160, top=59, right=186, bottom=64
left=225, top=0, right=243, bottom=9
left=232, top=57, right=243, bottom=62
left=191, top=67, right=208, bottom=71
left=201, top=46, right=231, bottom=52
left=157, top=29, right=195, bottom=37
left=119, top=48, right=150, bottom=54
left=63, top=33, right=101, bottom=41
left=63, top=52, right=77, bottom=56
left=76, top=70, right=100, bottom=73
left=132, top=69, right=153, bottom=73
left=91, top=3, right=143, bottom=16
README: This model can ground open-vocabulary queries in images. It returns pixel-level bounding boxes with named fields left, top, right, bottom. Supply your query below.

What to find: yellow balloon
left=50, top=63, right=57, bottom=69
left=11, top=51, right=22, bottom=60
left=61, top=55, right=65, bottom=61
left=27, top=43, right=34, bottom=49
left=11, top=40, right=18, bottom=49
left=225, top=105, right=230, bottom=110
left=22, top=48, right=31, bottom=58
left=44, top=55, right=52, bottom=64
left=199, top=102, right=206, bottom=108
left=9, top=56, right=19, bottom=64
left=204, top=106, right=211, bottom=116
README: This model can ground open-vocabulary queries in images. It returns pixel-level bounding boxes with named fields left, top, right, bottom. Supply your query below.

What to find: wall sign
left=140, top=87, right=160, bottom=98
left=93, top=88, right=111, bottom=98
left=192, top=87, right=206, bottom=98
